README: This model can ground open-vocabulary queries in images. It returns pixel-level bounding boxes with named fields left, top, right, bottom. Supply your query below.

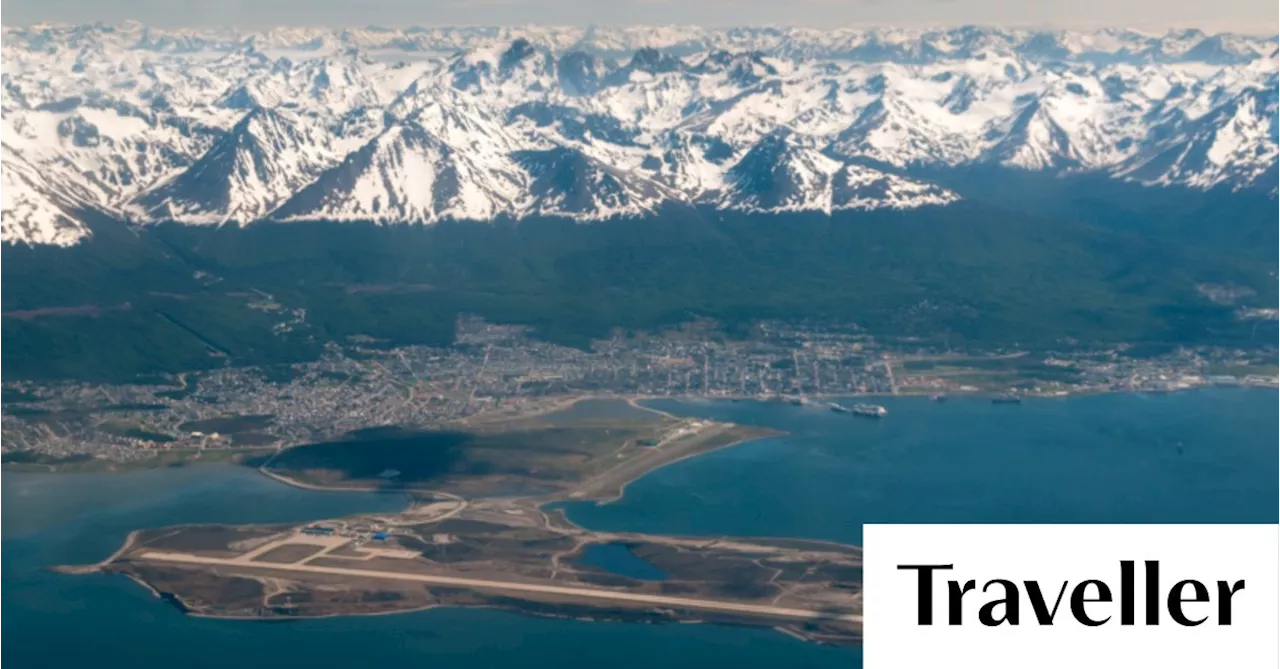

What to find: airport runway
left=138, top=550, right=862, bottom=623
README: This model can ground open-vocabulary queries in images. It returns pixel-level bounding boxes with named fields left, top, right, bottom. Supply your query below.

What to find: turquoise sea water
left=3, top=389, right=1275, bottom=668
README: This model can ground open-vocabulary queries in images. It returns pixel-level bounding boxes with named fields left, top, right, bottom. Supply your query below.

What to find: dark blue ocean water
left=566, top=389, right=1279, bottom=543
left=3, top=389, right=1275, bottom=668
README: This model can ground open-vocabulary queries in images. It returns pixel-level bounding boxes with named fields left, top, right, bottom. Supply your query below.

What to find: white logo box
left=863, top=524, right=1279, bottom=668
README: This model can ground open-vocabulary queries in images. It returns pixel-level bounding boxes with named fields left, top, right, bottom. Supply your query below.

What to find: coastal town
left=2, top=316, right=1276, bottom=466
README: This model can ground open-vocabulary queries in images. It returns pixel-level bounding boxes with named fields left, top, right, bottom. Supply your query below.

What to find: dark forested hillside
left=2, top=187, right=1275, bottom=382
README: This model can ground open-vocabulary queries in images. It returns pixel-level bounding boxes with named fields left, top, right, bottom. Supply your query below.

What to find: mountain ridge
left=2, top=24, right=1276, bottom=246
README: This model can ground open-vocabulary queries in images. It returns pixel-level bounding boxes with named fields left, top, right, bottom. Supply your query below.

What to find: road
left=254, top=467, right=468, bottom=523
left=137, top=551, right=861, bottom=624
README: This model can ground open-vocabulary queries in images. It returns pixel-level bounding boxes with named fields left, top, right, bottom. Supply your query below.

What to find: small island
left=64, top=401, right=863, bottom=646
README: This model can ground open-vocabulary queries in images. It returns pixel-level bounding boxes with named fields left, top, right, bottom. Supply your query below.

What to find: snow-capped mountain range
left=2, top=23, right=1276, bottom=246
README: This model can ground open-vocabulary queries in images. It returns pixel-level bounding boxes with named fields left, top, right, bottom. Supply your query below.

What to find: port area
left=70, top=409, right=862, bottom=645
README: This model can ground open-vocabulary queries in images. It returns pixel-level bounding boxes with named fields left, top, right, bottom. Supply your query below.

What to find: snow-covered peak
left=271, top=122, right=522, bottom=223
left=129, top=107, right=347, bottom=224
left=1118, top=87, right=1279, bottom=189
left=514, top=146, right=672, bottom=220
left=719, top=129, right=842, bottom=213
left=0, top=146, right=96, bottom=246
left=718, top=131, right=958, bottom=213
left=1, top=23, right=1275, bottom=246
left=6, top=24, right=1273, bottom=65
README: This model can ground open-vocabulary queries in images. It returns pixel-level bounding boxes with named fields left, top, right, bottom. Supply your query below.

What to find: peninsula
left=64, top=401, right=864, bottom=646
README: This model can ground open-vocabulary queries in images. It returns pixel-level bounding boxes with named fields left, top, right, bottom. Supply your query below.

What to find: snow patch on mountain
left=1, top=24, right=1275, bottom=245
left=514, top=146, right=672, bottom=220
left=0, top=148, right=96, bottom=246
left=131, top=107, right=347, bottom=223
left=718, top=131, right=958, bottom=213
left=833, top=164, right=960, bottom=210
left=271, top=123, right=522, bottom=223
left=718, top=131, right=842, bottom=213
left=1118, top=87, right=1279, bottom=189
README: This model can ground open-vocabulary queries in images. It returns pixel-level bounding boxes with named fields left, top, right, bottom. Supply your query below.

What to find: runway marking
left=137, top=550, right=861, bottom=623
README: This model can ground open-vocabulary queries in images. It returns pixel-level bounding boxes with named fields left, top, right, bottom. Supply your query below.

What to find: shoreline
left=62, top=413, right=788, bottom=582
left=588, top=429, right=783, bottom=507
left=258, top=464, right=468, bottom=506
left=256, top=422, right=779, bottom=506
left=29, top=386, right=1264, bottom=643
left=9, top=386, right=1272, bottom=476
left=178, top=598, right=819, bottom=640
left=48, top=529, right=144, bottom=575
left=2, top=447, right=274, bottom=475
left=82, top=516, right=864, bottom=640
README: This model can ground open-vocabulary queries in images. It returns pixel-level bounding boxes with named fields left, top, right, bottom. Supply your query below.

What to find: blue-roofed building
left=372, top=532, right=389, bottom=541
